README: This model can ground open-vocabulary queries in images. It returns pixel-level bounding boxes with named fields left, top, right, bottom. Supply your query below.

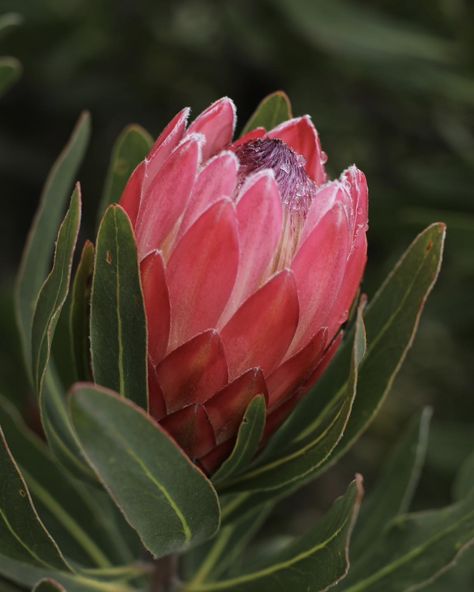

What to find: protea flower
left=119, top=97, right=368, bottom=473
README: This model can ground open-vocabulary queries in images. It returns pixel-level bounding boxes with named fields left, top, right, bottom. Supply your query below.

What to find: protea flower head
left=120, top=97, right=368, bottom=473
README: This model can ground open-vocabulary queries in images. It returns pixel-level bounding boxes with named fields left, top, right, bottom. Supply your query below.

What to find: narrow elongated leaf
left=97, top=125, right=153, bottom=224
left=40, top=369, right=97, bottom=483
left=454, top=450, right=474, bottom=501
left=241, top=91, right=292, bottom=135
left=184, top=503, right=274, bottom=586
left=0, top=428, right=70, bottom=572
left=341, top=486, right=474, bottom=591
left=221, top=304, right=366, bottom=493
left=90, top=205, right=147, bottom=409
left=69, top=384, right=220, bottom=558
left=0, top=394, right=131, bottom=567
left=15, top=113, right=90, bottom=374
left=31, top=187, right=81, bottom=395
left=0, top=559, right=140, bottom=592
left=351, top=407, right=432, bottom=560
left=212, top=395, right=266, bottom=486
left=70, top=241, right=95, bottom=382
left=185, top=476, right=363, bottom=592
left=0, top=57, right=21, bottom=95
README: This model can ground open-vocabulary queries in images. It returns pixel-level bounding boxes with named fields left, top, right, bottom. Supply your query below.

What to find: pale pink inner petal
left=167, top=199, right=239, bottom=349
left=269, top=116, right=327, bottom=185
left=300, top=181, right=345, bottom=246
left=220, top=270, right=300, bottom=380
left=135, top=134, right=203, bottom=259
left=220, top=170, right=283, bottom=324
left=231, top=127, right=266, bottom=149
left=177, top=150, right=239, bottom=240
left=288, top=204, right=350, bottom=356
left=140, top=250, right=170, bottom=366
left=142, top=107, right=190, bottom=195
left=188, top=97, right=236, bottom=160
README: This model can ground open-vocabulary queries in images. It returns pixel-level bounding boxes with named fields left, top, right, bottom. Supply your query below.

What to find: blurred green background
left=0, top=0, right=473, bottom=587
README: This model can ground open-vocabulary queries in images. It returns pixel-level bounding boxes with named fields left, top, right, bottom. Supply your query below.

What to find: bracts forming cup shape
left=119, top=97, right=368, bottom=474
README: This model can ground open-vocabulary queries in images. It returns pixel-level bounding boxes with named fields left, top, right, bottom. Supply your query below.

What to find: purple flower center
left=235, top=138, right=317, bottom=217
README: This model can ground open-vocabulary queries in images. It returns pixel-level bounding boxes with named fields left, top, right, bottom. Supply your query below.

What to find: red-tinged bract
left=120, top=97, right=368, bottom=473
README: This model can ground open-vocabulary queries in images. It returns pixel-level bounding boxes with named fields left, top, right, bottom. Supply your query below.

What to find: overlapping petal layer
left=119, top=97, right=368, bottom=471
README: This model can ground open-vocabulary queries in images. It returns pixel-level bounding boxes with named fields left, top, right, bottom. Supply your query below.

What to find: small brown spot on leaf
left=426, top=240, right=433, bottom=252
left=19, top=489, right=26, bottom=497
left=106, top=250, right=113, bottom=264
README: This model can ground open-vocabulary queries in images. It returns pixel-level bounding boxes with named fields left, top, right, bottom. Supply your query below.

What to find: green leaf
left=40, top=369, right=97, bottom=484
left=241, top=91, right=292, bottom=135
left=0, top=428, right=70, bottom=572
left=341, top=486, right=474, bottom=591
left=350, top=407, right=432, bottom=561
left=220, top=302, right=366, bottom=494
left=15, top=112, right=90, bottom=377
left=184, top=503, right=274, bottom=586
left=0, top=13, right=22, bottom=35
left=97, top=125, right=153, bottom=225
left=69, top=384, right=220, bottom=558
left=184, top=476, right=363, bottom=592
left=0, top=394, right=131, bottom=568
left=90, top=205, right=147, bottom=410
left=0, top=57, right=21, bottom=96
left=31, top=187, right=82, bottom=396
left=212, top=395, right=266, bottom=486
left=70, top=241, right=95, bottom=382
left=454, top=450, right=474, bottom=501
left=0, top=577, right=24, bottom=592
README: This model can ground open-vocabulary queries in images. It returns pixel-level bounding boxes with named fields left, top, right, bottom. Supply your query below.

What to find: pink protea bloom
left=120, top=97, right=368, bottom=473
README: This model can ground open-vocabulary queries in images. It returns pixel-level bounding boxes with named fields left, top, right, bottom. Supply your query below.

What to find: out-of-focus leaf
left=185, top=476, right=363, bottom=592
left=0, top=428, right=70, bottom=572
left=351, top=407, right=432, bottom=560
left=0, top=58, right=21, bottom=96
left=272, top=0, right=454, bottom=63
left=221, top=303, right=365, bottom=493
left=0, top=577, right=24, bottom=591
left=341, top=487, right=474, bottom=591
left=70, top=241, right=94, bottom=382
left=0, top=13, right=22, bottom=35
left=69, top=384, right=221, bottom=558
left=15, top=112, right=90, bottom=376
left=212, top=395, right=266, bottom=486
left=454, top=449, right=474, bottom=501
left=31, top=187, right=81, bottom=396
left=97, top=124, right=153, bottom=224
left=241, top=91, right=292, bottom=135
left=0, top=394, right=131, bottom=567
left=90, top=205, right=147, bottom=410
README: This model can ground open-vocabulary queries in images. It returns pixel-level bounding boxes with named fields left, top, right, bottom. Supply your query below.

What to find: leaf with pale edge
left=184, top=476, right=363, bottom=591
left=212, top=395, right=266, bottom=486
left=31, top=187, right=81, bottom=396
left=90, top=205, right=147, bottom=409
left=0, top=428, right=70, bottom=572
left=15, top=113, right=90, bottom=375
left=69, top=383, right=220, bottom=558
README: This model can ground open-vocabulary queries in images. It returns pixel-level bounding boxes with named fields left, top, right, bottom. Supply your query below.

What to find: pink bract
left=120, top=96, right=368, bottom=473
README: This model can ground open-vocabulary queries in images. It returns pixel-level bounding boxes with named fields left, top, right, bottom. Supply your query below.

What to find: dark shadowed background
left=0, top=0, right=473, bottom=588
